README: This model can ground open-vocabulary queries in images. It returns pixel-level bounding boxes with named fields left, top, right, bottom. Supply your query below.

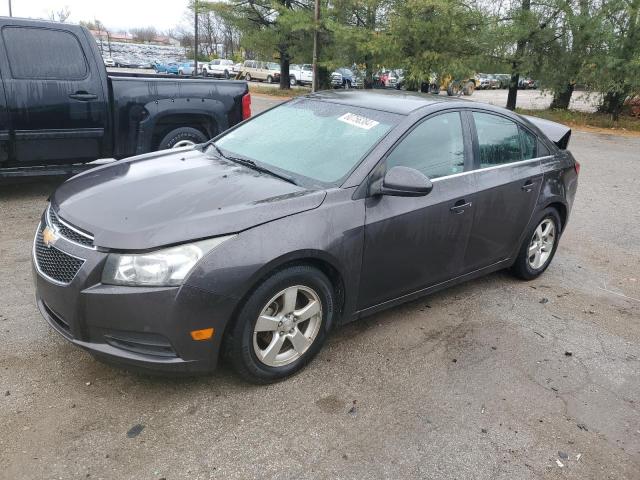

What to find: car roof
left=308, top=90, right=455, bottom=115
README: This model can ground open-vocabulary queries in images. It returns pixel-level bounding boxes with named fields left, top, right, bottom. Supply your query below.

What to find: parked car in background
left=202, top=59, right=237, bottom=79
left=33, top=90, right=578, bottom=383
left=289, top=64, right=313, bottom=86
left=519, top=77, right=537, bottom=89
left=113, top=57, right=139, bottom=68
left=331, top=68, right=358, bottom=88
left=478, top=74, right=499, bottom=90
left=496, top=73, right=511, bottom=88
left=103, top=57, right=115, bottom=67
left=241, top=60, right=281, bottom=83
left=178, top=61, right=202, bottom=76
left=0, top=17, right=251, bottom=178
left=155, top=61, right=180, bottom=74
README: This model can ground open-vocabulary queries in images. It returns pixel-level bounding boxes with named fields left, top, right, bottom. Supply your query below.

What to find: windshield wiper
left=202, top=141, right=298, bottom=186
left=226, top=155, right=298, bottom=186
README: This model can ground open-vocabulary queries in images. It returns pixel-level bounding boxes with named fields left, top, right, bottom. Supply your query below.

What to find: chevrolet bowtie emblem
left=42, top=226, right=58, bottom=248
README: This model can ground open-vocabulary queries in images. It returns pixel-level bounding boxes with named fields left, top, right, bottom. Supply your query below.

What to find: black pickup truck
left=0, top=17, right=251, bottom=177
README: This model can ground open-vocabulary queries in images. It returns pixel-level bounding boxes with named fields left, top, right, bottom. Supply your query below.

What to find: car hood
left=51, top=148, right=326, bottom=250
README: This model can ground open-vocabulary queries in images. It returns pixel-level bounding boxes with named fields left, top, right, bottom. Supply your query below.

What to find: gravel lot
left=1, top=96, right=639, bottom=479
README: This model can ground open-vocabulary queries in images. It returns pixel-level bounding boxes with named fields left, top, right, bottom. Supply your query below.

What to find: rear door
left=0, top=23, right=108, bottom=166
left=463, top=110, right=543, bottom=271
left=358, top=110, right=477, bottom=309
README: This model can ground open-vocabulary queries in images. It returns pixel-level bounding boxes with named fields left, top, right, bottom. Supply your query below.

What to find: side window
left=473, top=112, right=522, bottom=168
left=2, top=26, right=88, bottom=80
left=520, top=127, right=537, bottom=159
left=386, top=112, right=465, bottom=179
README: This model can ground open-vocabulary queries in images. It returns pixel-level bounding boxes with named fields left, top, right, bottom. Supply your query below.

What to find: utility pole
left=8, top=0, right=12, bottom=17
left=193, top=0, right=199, bottom=76
left=311, top=0, right=320, bottom=92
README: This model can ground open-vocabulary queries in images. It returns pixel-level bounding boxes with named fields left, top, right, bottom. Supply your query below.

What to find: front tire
left=290, top=76, right=297, bottom=87
left=511, top=208, right=562, bottom=280
left=245, top=73, right=252, bottom=82
left=266, top=75, right=273, bottom=84
left=224, top=265, right=335, bottom=383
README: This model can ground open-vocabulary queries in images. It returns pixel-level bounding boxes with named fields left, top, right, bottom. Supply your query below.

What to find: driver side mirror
left=372, top=166, right=433, bottom=197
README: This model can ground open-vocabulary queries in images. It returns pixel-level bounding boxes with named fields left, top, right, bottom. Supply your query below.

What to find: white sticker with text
left=337, top=112, right=380, bottom=130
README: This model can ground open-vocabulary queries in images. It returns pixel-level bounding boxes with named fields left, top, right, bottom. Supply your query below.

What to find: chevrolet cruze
left=33, top=91, right=579, bottom=383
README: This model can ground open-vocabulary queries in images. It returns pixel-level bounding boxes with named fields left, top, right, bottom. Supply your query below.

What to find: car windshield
left=211, top=99, right=400, bottom=185
left=267, top=62, right=279, bottom=70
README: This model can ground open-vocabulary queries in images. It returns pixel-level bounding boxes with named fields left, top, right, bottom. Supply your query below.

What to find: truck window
left=2, top=26, right=88, bottom=80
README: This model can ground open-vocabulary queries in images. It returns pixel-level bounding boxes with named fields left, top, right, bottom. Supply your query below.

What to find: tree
left=130, top=27, right=158, bottom=43
left=589, top=0, right=640, bottom=119
left=384, top=0, right=485, bottom=91
left=211, top=0, right=315, bottom=89
left=48, top=6, right=71, bottom=23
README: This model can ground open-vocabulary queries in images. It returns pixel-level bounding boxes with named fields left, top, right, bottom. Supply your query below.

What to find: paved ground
left=1, top=99, right=639, bottom=479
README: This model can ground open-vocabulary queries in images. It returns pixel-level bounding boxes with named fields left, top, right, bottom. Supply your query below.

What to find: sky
left=0, top=0, right=191, bottom=32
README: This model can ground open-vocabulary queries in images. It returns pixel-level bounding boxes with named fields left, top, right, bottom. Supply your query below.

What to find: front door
left=358, top=111, right=476, bottom=309
left=464, top=111, right=543, bottom=271
left=0, top=23, right=108, bottom=166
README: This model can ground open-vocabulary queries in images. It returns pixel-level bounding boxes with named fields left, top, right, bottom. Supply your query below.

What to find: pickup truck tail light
left=242, top=93, right=251, bottom=120
left=574, top=160, right=580, bottom=175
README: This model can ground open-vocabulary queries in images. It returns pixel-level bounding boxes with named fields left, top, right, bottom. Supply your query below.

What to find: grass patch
left=249, top=84, right=311, bottom=98
left=516, top=108, right=640, bottom=133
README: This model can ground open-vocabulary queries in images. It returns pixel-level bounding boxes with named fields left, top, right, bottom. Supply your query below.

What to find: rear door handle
left=450, top=200, right=472, bottom=214
left=521, top=180, right=535, bottom=192
left=69, top=92, right=98, bottom=101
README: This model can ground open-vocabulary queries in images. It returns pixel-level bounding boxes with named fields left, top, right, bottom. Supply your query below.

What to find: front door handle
left=69, top=92, right=98, bottom=101
left=521, top=180, right=535, bottom=192
left=450, top=199, right=472, bottom=214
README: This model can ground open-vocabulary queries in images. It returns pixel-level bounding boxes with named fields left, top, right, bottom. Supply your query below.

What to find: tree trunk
left=599, top=92, right=625, bottom=121
left=506, top=71, right=520, bottom=111
left=550, top=83, right=575, bottom=110
left=279, top=50, right=290, bottom=90
left=506, top=0, right=531, bottom=111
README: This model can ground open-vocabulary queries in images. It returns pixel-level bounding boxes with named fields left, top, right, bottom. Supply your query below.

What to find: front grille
left=48, top=207, right=94, bottom=247
left=34, top=228, right=85, bottom=284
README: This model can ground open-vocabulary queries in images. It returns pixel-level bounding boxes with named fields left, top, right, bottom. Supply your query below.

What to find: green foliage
left=199, top=0, right=640, bottom=111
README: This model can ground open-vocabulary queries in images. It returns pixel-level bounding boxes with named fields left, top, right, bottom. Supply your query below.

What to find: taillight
left=242, top=93, right=251, bottom=120
left=574, top=160, right=580, bottom=175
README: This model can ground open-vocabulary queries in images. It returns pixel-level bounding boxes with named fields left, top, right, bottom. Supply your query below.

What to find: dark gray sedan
left=33, top=91, right=579, bottom=383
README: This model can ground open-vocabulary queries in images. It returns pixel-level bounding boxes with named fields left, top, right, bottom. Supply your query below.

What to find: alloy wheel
left=252, top=285, right=322, bottom=367
left=528, top=218, right=556, bottom=269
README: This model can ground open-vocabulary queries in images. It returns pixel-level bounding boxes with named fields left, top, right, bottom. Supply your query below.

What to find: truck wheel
left=224, top=70, right=230, bottom=80
left=158, top=127, right=208, bottom=150
left=267, top=75, right=273, bottom=84
left=290, top=76, right=297, bottom=87
left=463, top=80, right=475, bottom=96
left=202, top=69, right=208, bottom=77
left=245, top=73, right=252, bottom=81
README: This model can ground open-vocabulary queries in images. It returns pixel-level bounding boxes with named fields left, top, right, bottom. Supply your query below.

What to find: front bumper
left=32, top=221, right=238, bottom=374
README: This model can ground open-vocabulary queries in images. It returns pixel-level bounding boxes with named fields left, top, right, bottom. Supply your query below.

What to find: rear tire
left=463, top=81, right=475, bottom=96
left=511, top=207, right=562, bottom=280
left=157, top=127, right=208, bottom=150
left=223, top=265, right=335, bottom=384
left=290, top=76, right=297, bottom=87
left=245, top=73, right=252, bottom=81
left=224, top=70, right=230, bottom=79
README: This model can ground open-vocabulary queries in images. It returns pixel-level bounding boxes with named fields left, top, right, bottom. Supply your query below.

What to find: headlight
left=102, top=236, right=234, bottom=287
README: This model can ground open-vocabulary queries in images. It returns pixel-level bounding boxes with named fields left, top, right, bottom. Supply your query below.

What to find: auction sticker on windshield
left=338, top=112, right=380, bottom=130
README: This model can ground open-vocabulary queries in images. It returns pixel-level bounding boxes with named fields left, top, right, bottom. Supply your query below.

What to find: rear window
left=2, top=26, right=88, bottom=80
